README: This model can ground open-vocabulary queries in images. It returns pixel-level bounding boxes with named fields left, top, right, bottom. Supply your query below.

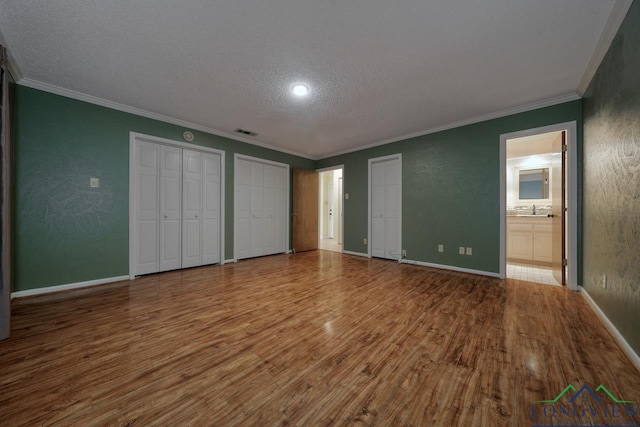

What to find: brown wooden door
left=551, top=131, right=566, bottom=286
left=292, top=168, right=318, bottom=252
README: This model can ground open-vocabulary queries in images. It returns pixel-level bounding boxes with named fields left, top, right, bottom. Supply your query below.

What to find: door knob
left=164, top=215, right=168, bottom=218
left=195, top=215, right=198, bottom=218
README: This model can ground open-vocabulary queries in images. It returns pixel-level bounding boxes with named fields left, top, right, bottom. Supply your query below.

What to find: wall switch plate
left=602, top=274, right=607, bottom=289
left=90, top=177, right=100, bottom=188
left=459, top=247, right=465, bottom=255
left=402, top=249, right=407, bottom=257
left=363, top=238, right=367, bottom=245
left=438, top=245, right=444, bottom=252
left=466, top=247, right=472, bottom=256
left=345, top=193, right=349, bottom=200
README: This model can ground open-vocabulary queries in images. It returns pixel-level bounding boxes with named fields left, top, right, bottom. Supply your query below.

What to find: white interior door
left=274, top=166, right=287, bottom=253
left=202, top=152, right=221, bottom=265
left=370, top=155, right=401, bottom=260
left=159, top=145, right=182, bottom=272
left=182, top=150, right=203, bottom=268
left=262, top=164, right=277, bottom=255
left=135, top=141, right=160, bottom=275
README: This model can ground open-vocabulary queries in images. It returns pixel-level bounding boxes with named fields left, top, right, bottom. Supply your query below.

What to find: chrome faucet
left=532, top=204, right=536, bottom=215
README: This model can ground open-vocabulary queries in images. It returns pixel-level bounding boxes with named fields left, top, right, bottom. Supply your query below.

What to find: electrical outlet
left=402, top=249, right=407, bottom=257
left=466, top=247, right=472, bottom=256
left=459, top=247, right=465, bottom=255
left=363, top=238, right=367, bottom=245
left=438, top=244, right=444, bottom=253
left=345, top=193, right=349, bottom=200
left=602, top=274, right=607, bottom=289
left=90, top=177, right=100, bottom=188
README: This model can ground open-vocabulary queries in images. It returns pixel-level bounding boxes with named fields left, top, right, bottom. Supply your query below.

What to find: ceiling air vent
left=234, top=128, right=258, bottom=137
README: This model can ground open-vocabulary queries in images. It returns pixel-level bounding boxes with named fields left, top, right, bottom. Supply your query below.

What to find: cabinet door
left=182, top=150, right=202, bottom=268
left=533, top=233, right=553, bottom=263
left=159, top=145, right=182, bottom=272
left=508, top=231, right=534, bottom=260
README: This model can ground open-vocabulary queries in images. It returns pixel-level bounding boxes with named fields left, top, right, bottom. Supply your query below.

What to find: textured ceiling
left=0, top=0, right=619, bottom=159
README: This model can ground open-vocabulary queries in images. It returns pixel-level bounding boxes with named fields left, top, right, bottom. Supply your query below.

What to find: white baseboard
left=401, top=259, right=501, bottom=278
left=343, top=250, right=369, bottom=258
left=11, top=275, right=129, bottom=299
left=580, top=286, right=640, bottom=373
left=224, top=259, right=236, bottom=264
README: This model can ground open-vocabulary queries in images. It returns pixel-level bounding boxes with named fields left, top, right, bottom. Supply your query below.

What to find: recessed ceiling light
left=291, top=83, right=310, bottom=97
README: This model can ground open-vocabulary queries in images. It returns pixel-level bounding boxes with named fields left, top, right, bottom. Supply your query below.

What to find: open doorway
left=318, top=167, right=343, bottom=253
left=500, top=122, right=578, bottom=290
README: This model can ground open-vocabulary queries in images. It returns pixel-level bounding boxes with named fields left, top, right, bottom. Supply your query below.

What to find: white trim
left=321, top=93, right=580, bottom=159
left=17, top=78, right=313, bottom=160
left=233, top=153, right=291, bottom=261
left=499, top=122, right=579, bottom=291
left=368, top=153, right=402, bottom=260
left=315, top=164, right=344, bottom=173
left=342, top=250, right=369, bottom=258
left=129, top=132, right=226, bottom=279
left=224, top=259, right=236, bottom=264
left=580, top=286, right=640, bottom=372
left=401, top=259, right=501, bottom=278
left=577, top=0, right=633, bottom=96
left=11, top=276, right=129, bottom=299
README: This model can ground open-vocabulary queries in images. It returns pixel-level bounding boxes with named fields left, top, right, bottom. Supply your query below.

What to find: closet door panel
left=202, top=153, right=221, bottom=265
left=182, top=150, right=203, bottom=268
left=371, top=161, right=386, bottom=258
left=250, top=162, right=264, bottom=257
left=274, top=166, right=287, bottom=253
left=159, top=145, right=182, bottom=272
left=384, top=160, right=401, bottom=259
left=135, top=142, right=159, bottom=275
left=262, top=165, right=277, bottom=255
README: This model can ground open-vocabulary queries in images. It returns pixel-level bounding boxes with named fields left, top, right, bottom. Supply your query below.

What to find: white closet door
left=274, top=166, right=287, bottom=253
left=135, top=141, right=160, bottom=275
left=235, top=159, right=251, bottom=259
left=182, top=150, right=203, bottom=268
left=250, top=161, right=265, bottom=257
left=371, top=161, right=386, bottom=258
left=384, top=159, right=401, bottom=260
left=370, top=156, right=401, bottom=260
left=262, top=165, right=277, bottom=255
left=159, top=145, right=182, bottom=272
left=202, top=152, right=221, bottom=265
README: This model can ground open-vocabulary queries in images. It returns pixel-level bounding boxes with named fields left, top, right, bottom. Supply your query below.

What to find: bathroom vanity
left=506, top=215, right=552, bottom=264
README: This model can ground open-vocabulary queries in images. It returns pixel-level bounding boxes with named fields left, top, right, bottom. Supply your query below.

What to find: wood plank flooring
left=1, top=251, right=639, bottom=426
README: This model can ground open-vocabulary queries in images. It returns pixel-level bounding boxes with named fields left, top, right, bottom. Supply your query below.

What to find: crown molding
left=16, top=78, right=314, bottom=160
left=577, top=0, right=633, bottom=96
left=318, top=92, right=580, bottom=160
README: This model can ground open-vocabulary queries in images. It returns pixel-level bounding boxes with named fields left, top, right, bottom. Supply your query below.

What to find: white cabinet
left=234, top=156, right=287, bottom=260
left=507, top=217, right=552, bottom=264
left=132, top=138, right=222, bottom=276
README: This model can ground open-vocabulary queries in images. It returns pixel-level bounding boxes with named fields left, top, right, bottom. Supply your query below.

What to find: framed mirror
left=518, top=168, right=549, bottom=200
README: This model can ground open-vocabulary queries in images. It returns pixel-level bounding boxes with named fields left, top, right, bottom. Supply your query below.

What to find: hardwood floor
left=1, top=251, right=639, bottom=426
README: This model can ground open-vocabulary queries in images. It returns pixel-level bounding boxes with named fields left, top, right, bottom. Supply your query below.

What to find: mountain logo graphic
left=537, top=384, right=635, bottom=404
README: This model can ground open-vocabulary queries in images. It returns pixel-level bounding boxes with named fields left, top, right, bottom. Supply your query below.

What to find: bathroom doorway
left=318, top=166, right=343, bottom=253
left=500, top=122, right=578, bottom=290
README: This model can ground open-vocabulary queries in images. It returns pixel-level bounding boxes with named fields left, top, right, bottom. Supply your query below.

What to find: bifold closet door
left=182, top=149, right=221, bottom=268
left=371, top=157, right=401, bottom=260
left=159, top=145, right=182, bottom=272
left=235, top=158, right=287, bottom=260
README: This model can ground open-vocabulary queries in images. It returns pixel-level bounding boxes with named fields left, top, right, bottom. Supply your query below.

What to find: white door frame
left=233, top=153, right=290, bottom=262
left=129, top=132, right=226, bottom=279
left=316, top=165, right=345, bottom=250
left=368, top=154, right=402, bottom=259
left=499, top=121, right=578, bottom=290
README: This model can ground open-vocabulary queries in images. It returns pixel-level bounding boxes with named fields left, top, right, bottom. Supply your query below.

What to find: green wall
left=316, top=100, right=582, bottom=274
left=582, top=1, right=640, bottom=355
left=13, top=86, right=313, bottom=291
